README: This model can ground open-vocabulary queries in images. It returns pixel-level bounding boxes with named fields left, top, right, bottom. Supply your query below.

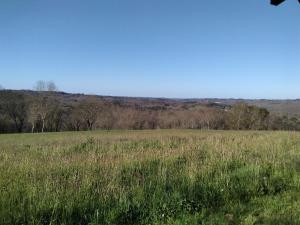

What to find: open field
left=1, top=130, right=300, bottom=225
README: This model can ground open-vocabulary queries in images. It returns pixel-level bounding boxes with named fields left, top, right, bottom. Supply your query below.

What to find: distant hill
left=1, top=89, right=300, bottom=115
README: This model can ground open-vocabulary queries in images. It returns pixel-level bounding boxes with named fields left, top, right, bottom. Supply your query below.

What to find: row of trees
left=0, top=80, right=300, bottom=133
left=227, top=103, right=270, bottom=130
left=0, top=81, right=58, bottom=92
left=1, top=90, right=300, bottom=133
left=34, top=80, right=58, bottom=92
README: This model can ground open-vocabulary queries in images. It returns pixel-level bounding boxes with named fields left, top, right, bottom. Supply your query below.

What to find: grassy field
left=1, top=130, right=300, bottom=225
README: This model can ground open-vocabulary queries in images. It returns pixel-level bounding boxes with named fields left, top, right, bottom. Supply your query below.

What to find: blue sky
left=0, top=0, right=300, bottom=99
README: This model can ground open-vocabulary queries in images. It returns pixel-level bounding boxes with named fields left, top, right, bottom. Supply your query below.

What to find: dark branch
left=271, top=0, right=286, bottom=6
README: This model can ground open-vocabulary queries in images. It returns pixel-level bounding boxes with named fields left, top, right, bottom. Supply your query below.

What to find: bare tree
left=34, top=96, right=53, bottom=132
left=79, top=99, right=101, bottom=130
left=34, top=80, right=58, bottom=92
left=46, top=100, right=64, bottom=132
left=47, top=81, right=58, bottom=92
left=69, top=106, right=84, bottom=131
left=35, top=80, right=46, bottom=91
left=2, top=94, right=27, bottom=132
left=96, top=103, right=115, bottom=130
left=0, top=85, right=4, bottom=90
left=27, top=101, right=39, bottom=133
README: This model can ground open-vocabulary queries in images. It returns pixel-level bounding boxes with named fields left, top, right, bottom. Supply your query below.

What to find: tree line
left=0, top=84, right=300, bottom=133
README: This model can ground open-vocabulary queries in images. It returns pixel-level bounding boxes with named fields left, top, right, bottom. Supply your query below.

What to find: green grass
left=1, top=130, right=300, bottom=225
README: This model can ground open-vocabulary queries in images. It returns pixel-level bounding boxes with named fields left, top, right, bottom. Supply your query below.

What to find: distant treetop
left=34, top=80, right=58, bottom=92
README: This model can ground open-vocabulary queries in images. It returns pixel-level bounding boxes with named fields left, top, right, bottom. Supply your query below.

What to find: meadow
left=1, top=130, right=300, bottom=225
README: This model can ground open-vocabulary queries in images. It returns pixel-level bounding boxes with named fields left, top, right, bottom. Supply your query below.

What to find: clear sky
left=0, top=0, right=300, bottom=99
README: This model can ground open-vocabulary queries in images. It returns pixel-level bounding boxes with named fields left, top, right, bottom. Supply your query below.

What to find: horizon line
left=1, top=88, right=300, bottom=101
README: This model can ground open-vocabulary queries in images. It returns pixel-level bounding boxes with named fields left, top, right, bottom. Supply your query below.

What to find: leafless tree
left=35, top=80, right=46, bottom=91
left=34, top=80, right=58, bottom=92
left=69, top=106, right=84, bottom=131
left=27, top=101, right=39, bottom=133
left=97, top=104, right=115, bottom=130
left=47, top=81, right=58, bottom=92
left=2, top=94, right=27, bottom=132
left=79, top=99, right=101, bottom=130
left=34, top=96, right=53, bottom=132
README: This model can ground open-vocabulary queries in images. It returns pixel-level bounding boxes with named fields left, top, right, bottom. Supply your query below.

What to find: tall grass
left=1, top=130, right=300, bottom=224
